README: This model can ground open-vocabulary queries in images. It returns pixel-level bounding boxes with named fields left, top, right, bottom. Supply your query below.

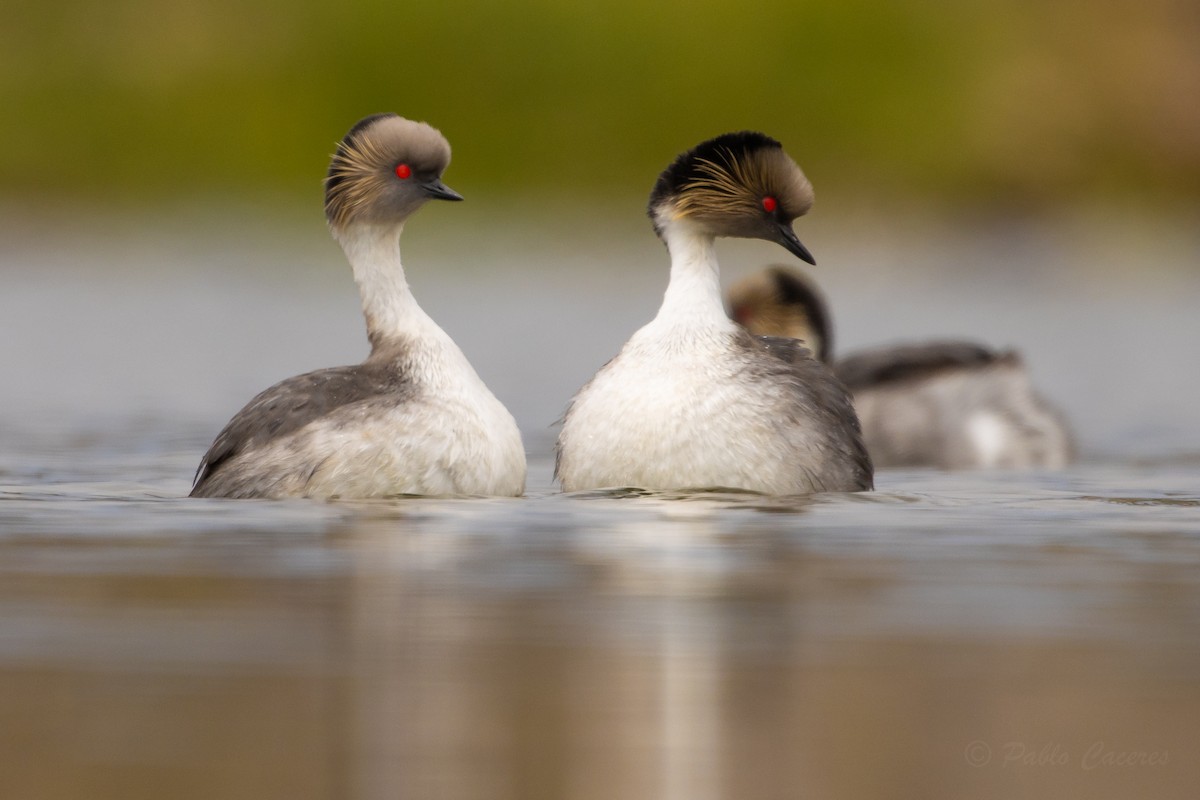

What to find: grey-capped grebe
left=728, top=265, right=1073, bottom=469
left=191, top=114, right=526, bottom=498
left=555, top=133, right=873, bottom=494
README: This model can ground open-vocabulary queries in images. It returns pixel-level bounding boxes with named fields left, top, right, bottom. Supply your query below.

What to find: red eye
left=762, top=196, right=778, bottom=213
left=394, top=164, right=412, bottom=179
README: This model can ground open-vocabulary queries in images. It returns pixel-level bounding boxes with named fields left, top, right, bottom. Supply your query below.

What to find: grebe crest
left=325, top=113, right=461, bottom=232
left=648, top=132, right=816, bottom=264
left=728, top=265, right=832, bottom=361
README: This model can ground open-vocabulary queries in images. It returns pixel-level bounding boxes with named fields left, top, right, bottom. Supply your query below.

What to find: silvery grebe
left=555, top=132, right=873, bottom=494
left=728, top=265, right=1073, bottom=469
left=191, top=114, right=526, bottom=498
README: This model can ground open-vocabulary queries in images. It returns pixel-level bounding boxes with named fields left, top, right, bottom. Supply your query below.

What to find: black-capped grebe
left=728, top=265, right=1073, bottom=469
left=555, top=133, right=873, bottom=494
left=191, top=114, right=526, bottom=498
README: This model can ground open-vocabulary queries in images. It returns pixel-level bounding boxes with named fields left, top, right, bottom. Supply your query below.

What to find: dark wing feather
left=834, top=340, right=1015, bottom=391
left=746, top=334, right=873, bottom=491
left=191, top=363, right=411, bottom=495
left=755, top=334, right=816, bottom=365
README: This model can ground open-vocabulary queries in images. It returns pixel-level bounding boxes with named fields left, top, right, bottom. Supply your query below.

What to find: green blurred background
left=4, top=0, right=1199, bottom=213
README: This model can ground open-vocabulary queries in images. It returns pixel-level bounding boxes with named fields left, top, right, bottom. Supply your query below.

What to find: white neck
left=333, top=221, right=439, bottom=352
left=650, top=222, right=737, bottom=333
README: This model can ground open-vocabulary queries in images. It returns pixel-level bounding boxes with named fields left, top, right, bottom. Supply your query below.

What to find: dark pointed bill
left=422, top=179, right=464, bottom=202
left=777, top=223, right=816, bottom=265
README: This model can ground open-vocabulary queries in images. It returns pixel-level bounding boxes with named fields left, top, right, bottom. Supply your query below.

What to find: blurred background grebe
left=2, top=0, right=1199, bottom=797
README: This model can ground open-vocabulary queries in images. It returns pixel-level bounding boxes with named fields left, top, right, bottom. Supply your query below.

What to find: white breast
left=557, top=323, right=810, bottom=494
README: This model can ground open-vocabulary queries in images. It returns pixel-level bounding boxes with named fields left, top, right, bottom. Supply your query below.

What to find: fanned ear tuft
left=648, top=132, right=782, bottom=223
left=646, top=132, right=813, bottom=237
left=324, top=114, right=453, bottom=229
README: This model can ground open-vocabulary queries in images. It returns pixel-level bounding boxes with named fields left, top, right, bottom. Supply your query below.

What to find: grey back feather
left=743, top=333, right=874, bottom=491
left=191, top=362, right=415, bottom=497
left=835, top=341, right=1010, bottom=390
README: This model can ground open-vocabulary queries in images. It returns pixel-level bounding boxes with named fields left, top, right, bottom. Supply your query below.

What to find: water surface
left=1, top=212, right=1198, bottom=798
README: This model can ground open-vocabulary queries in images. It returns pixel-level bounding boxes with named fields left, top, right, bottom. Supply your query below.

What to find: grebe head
left=647, top=131, right=816, bottom=264
left=727, top=265, right=833, bottom=362
left=324, top=113, right=462, bottom=232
